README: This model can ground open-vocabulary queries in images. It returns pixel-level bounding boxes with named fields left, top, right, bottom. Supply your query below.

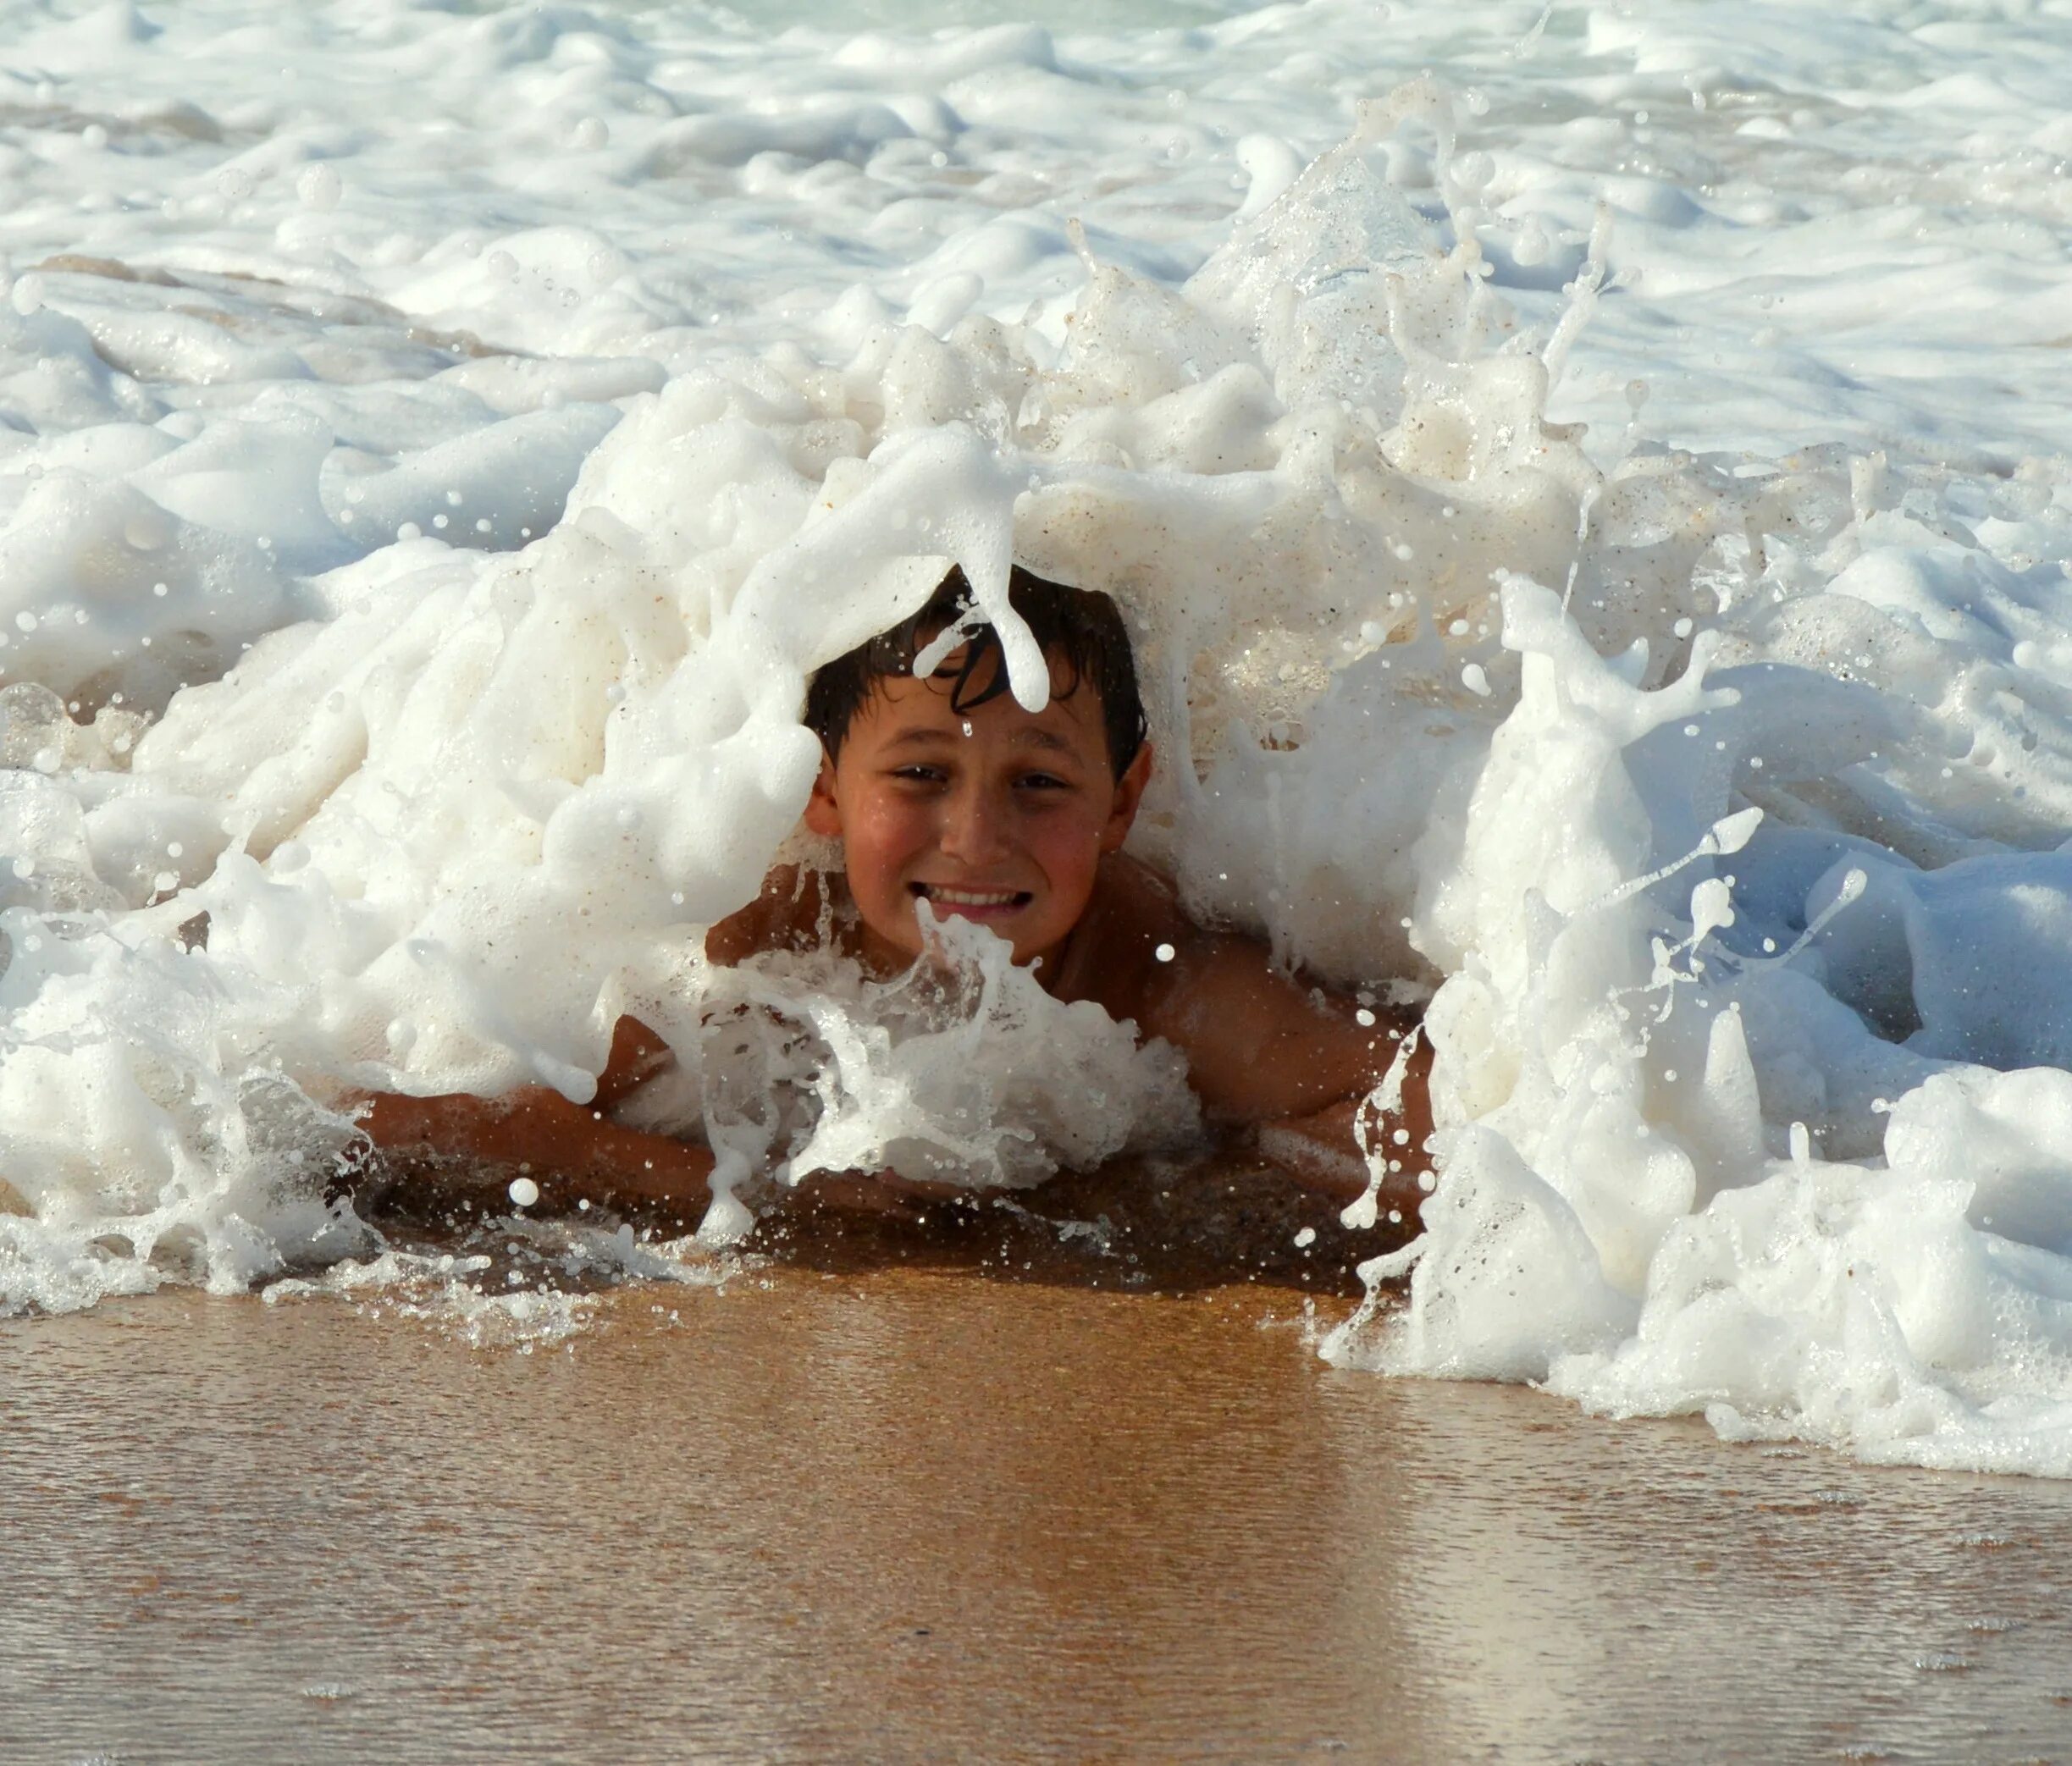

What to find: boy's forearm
left=1252, top=1100, right=1371, bottom=1200
left=1250, top=1031, right=1436, bottom=1211
left=1252, top=1099, right=1429, bottom=1211
left=356, top=1087, right=715, bottom=1229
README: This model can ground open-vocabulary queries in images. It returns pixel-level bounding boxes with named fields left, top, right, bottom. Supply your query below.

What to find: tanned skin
left=357, top=649, right=1434, bottom=1228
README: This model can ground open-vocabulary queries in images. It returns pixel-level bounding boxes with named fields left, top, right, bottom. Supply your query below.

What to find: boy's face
left=804, top=649, right=1152, bottom=975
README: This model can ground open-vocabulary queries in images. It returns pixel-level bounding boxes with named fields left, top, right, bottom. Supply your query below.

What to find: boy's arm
left=1141, top=938, right=1405, bottom=1116
left=354, top=1017, right=716, bottom=1229
left=356, top=1008, right=939, bottom=1226
left=1124, top=914, right=1436, bottom=1206
left=350, top=869, right=823, bottom=1222
left=1246, top=1034, right=1435, bottom=1209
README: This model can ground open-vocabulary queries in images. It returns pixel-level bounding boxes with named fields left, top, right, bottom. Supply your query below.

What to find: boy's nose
left=938, top=785, right=1012, bottom=866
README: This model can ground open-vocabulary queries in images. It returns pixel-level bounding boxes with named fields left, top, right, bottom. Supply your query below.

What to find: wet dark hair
left=804, top=566, right=1148, bottom=779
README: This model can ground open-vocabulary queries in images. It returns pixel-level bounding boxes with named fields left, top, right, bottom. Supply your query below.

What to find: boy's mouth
left=911, top=883, right=1031, bottom=910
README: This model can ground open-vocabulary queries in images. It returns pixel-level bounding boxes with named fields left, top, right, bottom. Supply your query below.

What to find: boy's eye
left=1017, top=771, right=1070, bottom=791
left=889, top=764, right=948, bottom=784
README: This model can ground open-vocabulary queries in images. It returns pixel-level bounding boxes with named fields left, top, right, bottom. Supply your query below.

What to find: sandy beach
left=4, top=1261, right=2068, bottom=1764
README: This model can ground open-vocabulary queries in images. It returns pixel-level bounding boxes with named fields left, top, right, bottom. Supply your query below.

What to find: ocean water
left=3, top=0, right=2072, bottom=1476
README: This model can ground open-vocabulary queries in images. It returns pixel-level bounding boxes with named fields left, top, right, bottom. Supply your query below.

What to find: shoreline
left=3, top=1267, right=2067, bottom=1763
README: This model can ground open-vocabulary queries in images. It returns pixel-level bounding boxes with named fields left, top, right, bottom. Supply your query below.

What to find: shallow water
left=4, top=1276, right=2069, bottom=1764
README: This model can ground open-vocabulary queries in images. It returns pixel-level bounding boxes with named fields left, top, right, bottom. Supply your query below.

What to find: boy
left=359, top=568, right=1433, bottom=1235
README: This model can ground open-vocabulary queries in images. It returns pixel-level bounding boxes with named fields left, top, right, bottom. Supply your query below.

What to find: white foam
left=682, top=907, right=1200, bottom=1220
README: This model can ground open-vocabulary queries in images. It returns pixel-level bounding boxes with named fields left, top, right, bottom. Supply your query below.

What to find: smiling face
left=802, top=648, right=1152, bottom=975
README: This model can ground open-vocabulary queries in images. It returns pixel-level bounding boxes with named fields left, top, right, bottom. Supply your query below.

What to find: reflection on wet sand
left=2, top=1268, right=2069, bottom=1763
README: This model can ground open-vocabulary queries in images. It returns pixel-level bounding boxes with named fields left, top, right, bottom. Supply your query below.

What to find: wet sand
left=3, top=1263, right=2070, bottom=1764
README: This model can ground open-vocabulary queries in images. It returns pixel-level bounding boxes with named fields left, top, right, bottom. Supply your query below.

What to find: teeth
left=925, top=886, right=1021, bottom=907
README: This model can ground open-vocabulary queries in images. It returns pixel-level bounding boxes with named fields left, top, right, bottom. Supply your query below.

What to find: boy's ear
left=1100, top=742, right=1154, bottom=853
left=803, top=752, right=843, bottom=838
